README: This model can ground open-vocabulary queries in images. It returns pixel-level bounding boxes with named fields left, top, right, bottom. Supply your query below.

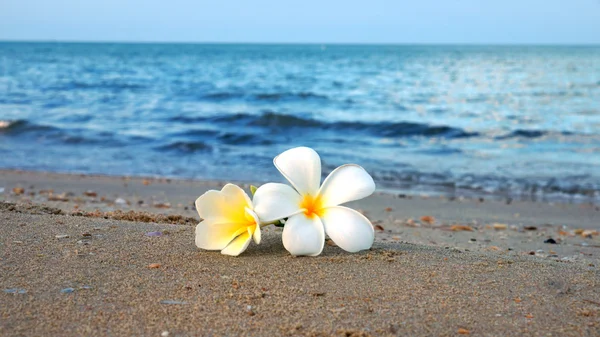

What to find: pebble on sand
left=581, top=229, right=599, bottom=238
left=492, top=223, right=507, bottom=230
left=115, top=198, right=128, bottom=206
left=420, top=215, right=435, bottom=224
left=450, top=225, right=473, bottom=231
left=83, top=190, right=98, bottom=197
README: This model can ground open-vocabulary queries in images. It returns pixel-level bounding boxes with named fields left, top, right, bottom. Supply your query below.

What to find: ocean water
left=1, top=42, right=600, bottom=202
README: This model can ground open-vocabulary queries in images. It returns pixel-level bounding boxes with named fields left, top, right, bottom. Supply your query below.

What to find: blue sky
left=1, top=0, right=599, bottom=44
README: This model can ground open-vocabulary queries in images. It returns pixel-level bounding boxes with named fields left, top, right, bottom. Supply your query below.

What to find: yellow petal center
left=300, top=194, right=324, bottom=218
left=242, top=211, right=258, bottom=236
left=244, top=211, right=257, bottom=225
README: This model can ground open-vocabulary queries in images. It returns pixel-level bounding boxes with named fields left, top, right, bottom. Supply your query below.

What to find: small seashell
left=492, top=223, right=507, bottom=230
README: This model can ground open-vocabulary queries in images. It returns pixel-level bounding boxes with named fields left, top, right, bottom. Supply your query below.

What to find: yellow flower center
left=300, top=194, right=324, bottom=218
left=244, top=212, right=257, bottom=225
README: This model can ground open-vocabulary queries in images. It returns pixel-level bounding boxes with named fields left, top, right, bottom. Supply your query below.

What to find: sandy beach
left=1, top=170, right=599, bottom=336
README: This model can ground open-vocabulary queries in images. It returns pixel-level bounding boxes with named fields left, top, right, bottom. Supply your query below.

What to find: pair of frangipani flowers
left=194, top=146, right=376, bottom=256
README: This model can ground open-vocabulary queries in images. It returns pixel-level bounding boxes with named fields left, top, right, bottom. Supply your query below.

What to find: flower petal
left=195, top=219, right=247, bottom=250
left=318, top=164, right=375, bottom=208
left=195, top=183, right=252, bottom=223
left=245, top=208, right=261, bottom=244
left=282, top=213, right=325, bottom=256
left=253, top=183, right=303, bottom=222
left=253, top=224, right=261, bottom=244
left=321, top=206, right=374, bottom=253
left=221, top=231, right=252, bottom=256
left=274, top=146, right=321, bottom=195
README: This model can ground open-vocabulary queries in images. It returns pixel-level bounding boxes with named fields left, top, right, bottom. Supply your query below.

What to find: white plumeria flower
left=253, top=147, right=376, bottom=256
left=195, top=184, right=261, bottom=256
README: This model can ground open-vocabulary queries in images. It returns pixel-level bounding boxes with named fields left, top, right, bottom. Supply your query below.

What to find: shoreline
left=2, top=167, right=598, bottom=206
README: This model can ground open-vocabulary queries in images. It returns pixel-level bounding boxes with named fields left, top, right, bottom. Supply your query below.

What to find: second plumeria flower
left=195, top=184, right=261, bottom=256
left=253, top=146, right=376, bottom=256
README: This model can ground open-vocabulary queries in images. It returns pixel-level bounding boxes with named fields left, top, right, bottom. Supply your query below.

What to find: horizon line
left=0, top=39, right=599, bottom=47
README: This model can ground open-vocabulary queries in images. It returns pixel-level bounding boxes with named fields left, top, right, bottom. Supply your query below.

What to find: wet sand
left=1, top=170, right=599, bottom=336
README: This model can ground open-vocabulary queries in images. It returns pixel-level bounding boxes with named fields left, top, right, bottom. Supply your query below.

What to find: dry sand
left=1, top=170, right=599, bottom=336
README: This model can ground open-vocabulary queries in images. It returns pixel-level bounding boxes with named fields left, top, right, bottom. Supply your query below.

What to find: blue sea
left=1, top=42, right=599, bottom=202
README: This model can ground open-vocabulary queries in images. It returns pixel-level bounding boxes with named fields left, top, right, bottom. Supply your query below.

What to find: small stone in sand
left=450, top=225, right=473, bottom=231
left=83, top=190, right=97, bottom=197
left=48, top=193, right=69, bottom=202
left=12, top=187, right=25, bottom=195
left=544, top=238, right=558, bottom=244
left=55, top=234, right=70, bottom=239
left=146, top=231, right=163, bottom=237
left=61, top=287, right=75, bottom=294
left=148, top=263, right=161, bottom=269
left=581, top=229, right=598, bottom=238
left=246, top=305, right=255, bottom=316
left=524, top=226, right=537, bottom=231
left=115, top=198, right=128, bottom=206
left=492, top=223, right=507, bottom=230
left=420, top=215, right=435, bottom=224
left=558, top=229, right=573, bottom=237
left=458, top=328, right=470, bottom=334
